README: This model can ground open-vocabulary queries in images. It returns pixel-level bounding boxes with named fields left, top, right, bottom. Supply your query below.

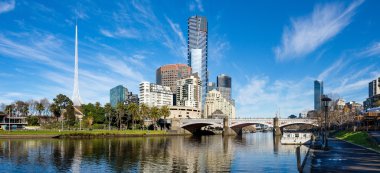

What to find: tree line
left=1, top=94, right=171, bottom=130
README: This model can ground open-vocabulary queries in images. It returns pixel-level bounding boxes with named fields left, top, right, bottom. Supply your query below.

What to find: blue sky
left=0, top=0, right=379, bottom=117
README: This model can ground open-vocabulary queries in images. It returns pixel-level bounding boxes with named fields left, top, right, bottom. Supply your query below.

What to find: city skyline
left=1, top=0, right=380, bottom=117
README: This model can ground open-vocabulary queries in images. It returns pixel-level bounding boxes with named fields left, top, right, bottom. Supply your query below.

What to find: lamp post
left=322, top=95, right=331, bottom=150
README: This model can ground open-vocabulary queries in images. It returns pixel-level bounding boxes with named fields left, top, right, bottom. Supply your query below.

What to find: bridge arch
left=180, top=122, right=222, bottom=134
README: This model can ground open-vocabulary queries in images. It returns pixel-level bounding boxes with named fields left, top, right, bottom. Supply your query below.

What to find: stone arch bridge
left=170, top=118, right=318, bottom=136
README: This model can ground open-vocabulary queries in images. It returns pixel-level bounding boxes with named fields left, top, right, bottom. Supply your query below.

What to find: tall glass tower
left=314, top=80, right=324, bottom=111
left=217, top=74, right=232, bottom=100
left=188, top=16, right=208, bottom=108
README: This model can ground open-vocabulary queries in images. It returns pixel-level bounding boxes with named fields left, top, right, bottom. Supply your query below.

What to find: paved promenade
left=369, top=131, right=380, bottom=145
left=311, top=138, right=380, bottom=173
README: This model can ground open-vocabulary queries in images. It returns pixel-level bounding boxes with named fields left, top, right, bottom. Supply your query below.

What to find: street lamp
left=321, top=95, right=331, bottom=150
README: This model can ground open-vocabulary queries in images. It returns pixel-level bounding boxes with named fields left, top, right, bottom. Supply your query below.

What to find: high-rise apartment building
left=156, top=64, right=192, bottom=92
left=369, top=77, right=380, bottom=97
left=110, top=85, right=139, bottom=107
left=314, top=80, right=324, bottom=111
left=188, top=16, right=208, bottom=108
left=139, top=82, right=173, bottom=107
left=204, top=89, right=235, bottom=119
left=176, top=73, right=202, bottom=109
left=217, top=74, right=232, bottom=100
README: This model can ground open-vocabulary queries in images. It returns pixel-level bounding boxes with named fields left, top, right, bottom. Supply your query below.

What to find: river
left=0, top=132, right=309, bottom=172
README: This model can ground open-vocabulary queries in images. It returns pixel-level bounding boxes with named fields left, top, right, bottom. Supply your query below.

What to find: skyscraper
left=314, top=80, right=324, bottom=111
left=217, top=74, right=232, bottom=100
left=72, top=24, right=82, bottom=106
left=156, top=64, right=192, bottom=92
left=188, top=16, right=208, bottom=108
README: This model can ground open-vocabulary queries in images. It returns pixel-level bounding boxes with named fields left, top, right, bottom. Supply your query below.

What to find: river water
left=0, top=132, right=308, bottom=172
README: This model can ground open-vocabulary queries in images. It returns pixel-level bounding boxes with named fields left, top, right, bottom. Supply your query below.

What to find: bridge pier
left=273, top=117, right=282, bottom=136
left=222, top=117, right=238, bottom=136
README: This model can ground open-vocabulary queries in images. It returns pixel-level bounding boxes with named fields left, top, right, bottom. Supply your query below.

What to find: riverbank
left=310, top=138, right=380, bottom=172
left=0, top=129, right=178, bottom=138
left=334, top=131, right=380, bottom=152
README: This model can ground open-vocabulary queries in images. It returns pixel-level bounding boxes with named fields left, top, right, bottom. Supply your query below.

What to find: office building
left=110, top=85, right=139, bottom=107
left=314, top=80, right=324, bottom=111
left=217, top=74, right=232, bottom=100
left=156, top=64, right=192, bottom=92
left=139, top=82, right=173, bottom=107
left=369, top=78, right=380, bottom=97
left=204, top=89, right=235, bottom=119
left=176, top=73, right=202, bottom=109
left=188, top=16, right=208, bottom=108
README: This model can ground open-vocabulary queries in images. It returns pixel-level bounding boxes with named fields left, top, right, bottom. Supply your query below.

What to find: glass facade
left=110, top=85, right=126, bottom=107
left=314, top=80, right=323, bottom=111
left=188, top=16, right=208, bottom=108
left=217, top=74, right=232, bottom=100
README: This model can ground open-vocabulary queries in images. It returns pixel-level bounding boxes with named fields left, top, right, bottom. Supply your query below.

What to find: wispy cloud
left=317, top=58, right=346, bottom=81
left=0, top=0, right=15, bottom=14
left=209, top=35, right=230, bottom=63
left=98, top=55, right=144, bottom=82
left=189, top=0, right=204, bottom=12
left=274, top=0, right=364, bottom=61
left=74, top=8, right=88, bottom=19
left=236, top=76, right=313, bottom=117
left=100, top=28, right=140, bottom=39
left=358, top=42, right=380, bottom=57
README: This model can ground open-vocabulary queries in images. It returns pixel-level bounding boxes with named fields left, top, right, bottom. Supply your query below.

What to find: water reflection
left=0, top=133, right=308, bottom=172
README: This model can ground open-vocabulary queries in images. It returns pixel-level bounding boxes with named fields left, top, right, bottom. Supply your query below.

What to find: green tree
left=116, top=102, right=126, bottom=130
left=36, top=102, right=45, bottom=116
left=26, top=116, right=39, bottom=126
left=150, top=106, right=160, bottom=130
left=50, top=94, right=75, bottom=124
left=5, top=104, right=14, bottom=116
left=104, top=103, right=113, bottom=130
left=139, top=104, right=150, bottom=129
left=160, top=106, right=170, bottom=130
left=127, top=103, right=139, bottom=129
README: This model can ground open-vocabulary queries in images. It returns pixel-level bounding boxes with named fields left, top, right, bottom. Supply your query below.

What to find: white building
left=176, top=74, right=202, bottom=109
left=204, top=89, right=235, bottom=119
left=139, top=82, right=173, bottom=107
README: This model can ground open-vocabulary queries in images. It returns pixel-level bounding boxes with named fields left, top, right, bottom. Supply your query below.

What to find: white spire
left=72, top=23, right=82, bottom=106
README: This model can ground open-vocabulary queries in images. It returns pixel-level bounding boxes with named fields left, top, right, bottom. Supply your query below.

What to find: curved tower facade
left=188, top=16, right=208, bottom=109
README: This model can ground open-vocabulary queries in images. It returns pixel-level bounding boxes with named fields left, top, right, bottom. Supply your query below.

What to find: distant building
left=335, top=98, right=346, bottom=110
left=0, top=113, right=27, bottom=130
left=188, top=15, right=208, bottom=108
left=168, top=106, right=201, bottom=119
left=207, top=82, right=216, bottom=92
left=110, top=85, right=139, bottom=107
left=139, top=82, right=173, bottom=107
left=364, top=77, right=380, bottom=110
left=369, top=77, right=380, bottom=97
left=156, top=64, right=192, bottom=92
left=217, top=74, right=232, bottom=101
left=345, top=101, right=363, bottom=113
left=314, top=80, right=324, bottom=111
left=176, top=73, right=202, bottom=109
left=204, top=89, right=235, bottom=119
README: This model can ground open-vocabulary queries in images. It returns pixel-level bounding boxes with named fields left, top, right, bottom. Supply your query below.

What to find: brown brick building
left=156, top=64, right=192, bottom=92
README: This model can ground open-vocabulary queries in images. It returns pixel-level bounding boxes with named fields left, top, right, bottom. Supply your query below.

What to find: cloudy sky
left=0, top=0, right=379, bottom=117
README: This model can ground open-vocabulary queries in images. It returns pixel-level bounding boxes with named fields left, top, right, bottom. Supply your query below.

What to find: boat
left=280, top=132, right=312, bottom=145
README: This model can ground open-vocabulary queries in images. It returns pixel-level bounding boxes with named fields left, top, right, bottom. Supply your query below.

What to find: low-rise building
left=139, top=82, right=173, bottom=107
left=0, top=113, right=27, bottom=130
left=168, top=106, right=201, bottom=119
left=204, top=89, right=235, bottom=119
left=110, top=85, right=139, bottom=107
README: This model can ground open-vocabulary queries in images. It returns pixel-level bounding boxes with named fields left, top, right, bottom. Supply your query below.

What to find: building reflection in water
left=0, top=133, right=308, bottom=172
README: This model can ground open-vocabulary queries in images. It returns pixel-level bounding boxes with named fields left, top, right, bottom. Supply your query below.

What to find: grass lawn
left=0, top=129, right=167, bottom=136
left=335, top=131, right=380, bottom=152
